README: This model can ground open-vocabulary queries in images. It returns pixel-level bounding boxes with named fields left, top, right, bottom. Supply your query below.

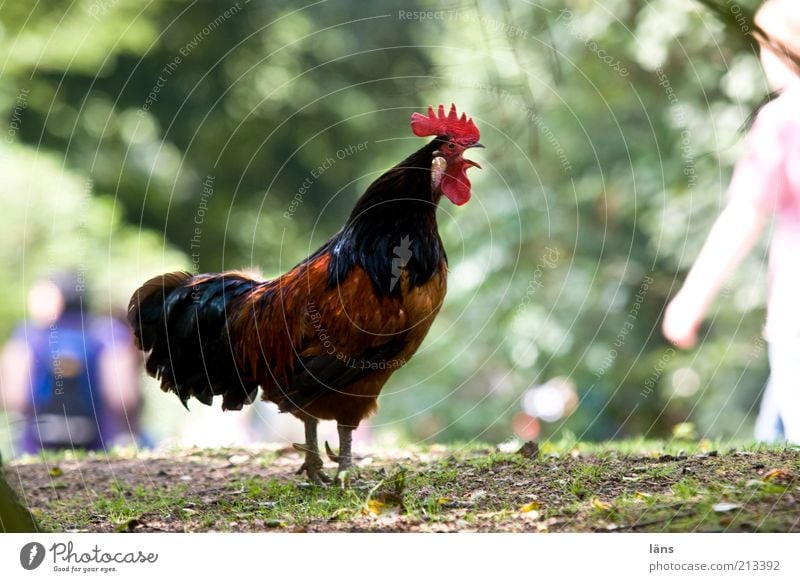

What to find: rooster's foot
left=295, top=459, right=331, bottom=486
left=325, top=424, right=356, bottom=485
left=294, top=416, right=331, bottom=486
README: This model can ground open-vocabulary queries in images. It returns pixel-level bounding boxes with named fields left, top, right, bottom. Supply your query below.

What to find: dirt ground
left=4, top=443, right=799, bottom=532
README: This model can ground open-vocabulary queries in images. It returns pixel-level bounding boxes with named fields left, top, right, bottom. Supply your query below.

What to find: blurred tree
left=0, top=0, right=772, bottom=445
left=1, top=0, right=435, bottom=274
left=374, top=0, right=770, bottom=443
left=0, top=144, right=186, bottom=336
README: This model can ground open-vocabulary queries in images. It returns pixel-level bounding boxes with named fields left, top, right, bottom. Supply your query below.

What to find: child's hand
left=663, top=292, right=704, bottom=349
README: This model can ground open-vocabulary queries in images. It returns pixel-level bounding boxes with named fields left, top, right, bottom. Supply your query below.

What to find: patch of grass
left=539, top=435, right=776, bottom=457
left=220, top=476, right=366, bottom=525
left=644, top=465, right=675, bottom=479
left=672, top=477, right=702, bottom=499
left=7, top=441, right=799, bottom=532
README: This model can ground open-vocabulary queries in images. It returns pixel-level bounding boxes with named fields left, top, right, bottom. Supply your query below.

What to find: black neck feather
left=325, top=139, right=448, bottom=297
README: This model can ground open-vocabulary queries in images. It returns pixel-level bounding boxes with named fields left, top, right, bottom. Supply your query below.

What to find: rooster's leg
left=324, top=424, right=354, bottom=483
left=337, top=424, right=354, bottom=475
left=293, top=416, right=330, bottom=485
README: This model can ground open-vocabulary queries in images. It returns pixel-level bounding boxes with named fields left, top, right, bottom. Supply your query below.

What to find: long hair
left=695, top=0, right=800, bottom=127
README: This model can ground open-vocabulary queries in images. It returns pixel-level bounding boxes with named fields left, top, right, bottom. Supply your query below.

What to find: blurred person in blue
left=0, top=273, right=144, bottom=454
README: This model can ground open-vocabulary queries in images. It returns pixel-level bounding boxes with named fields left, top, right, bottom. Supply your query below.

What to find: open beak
left=464, top=142, right=484, bottom=169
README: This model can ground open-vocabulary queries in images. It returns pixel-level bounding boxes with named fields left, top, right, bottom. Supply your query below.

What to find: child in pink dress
left=663, top=0, right=800, bottom=443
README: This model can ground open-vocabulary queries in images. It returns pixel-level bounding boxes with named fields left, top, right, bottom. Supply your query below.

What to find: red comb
left=410, top=103, right=480, bottom=145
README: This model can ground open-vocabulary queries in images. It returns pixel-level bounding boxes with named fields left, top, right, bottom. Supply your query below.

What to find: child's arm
left=663, top=198, right=768, bottom=349
left=663, top=93, right=790, bottom=349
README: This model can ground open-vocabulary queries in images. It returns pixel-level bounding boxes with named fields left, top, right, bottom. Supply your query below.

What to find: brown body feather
left=230, top=254, right=447, bottom=425
left=128, top=137, right=453, bottom=430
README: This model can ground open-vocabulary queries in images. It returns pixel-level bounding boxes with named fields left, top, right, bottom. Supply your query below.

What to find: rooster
left=128, top=104, right=483, bottom=484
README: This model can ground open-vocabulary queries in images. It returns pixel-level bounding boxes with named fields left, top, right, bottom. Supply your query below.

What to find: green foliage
left=0, top=145, right=187, bottom=337
left=0, top=0, right=776, bottom=445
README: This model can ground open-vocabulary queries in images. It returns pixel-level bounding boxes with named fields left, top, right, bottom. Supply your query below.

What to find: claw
left=325, top=440, right=364, bottom=464
left=325, top=440, right=340, bottom=463
left=296, top=460, right=331, bottom=486
left=311, top=471, right=332, bottom=486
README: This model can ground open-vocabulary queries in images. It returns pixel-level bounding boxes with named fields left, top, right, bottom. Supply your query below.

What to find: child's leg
left=767, top=342, right=800, bottom=443
left=754, top=376, right=784, bottom=442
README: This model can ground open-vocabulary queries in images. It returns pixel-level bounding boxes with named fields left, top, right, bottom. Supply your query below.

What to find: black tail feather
left=127, top=271, right=260, bottom=411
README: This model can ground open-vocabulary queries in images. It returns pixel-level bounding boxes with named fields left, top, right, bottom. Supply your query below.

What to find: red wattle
left=440, top=168, right=472, bottom=206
